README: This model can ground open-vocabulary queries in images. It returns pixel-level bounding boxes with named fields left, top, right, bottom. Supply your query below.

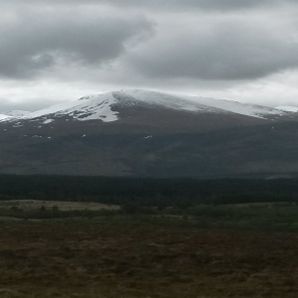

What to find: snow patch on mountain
left=24, top=92, right=119, bottom=123
left=113, top=90, right=219, bottom=113
left=43, top=119, right=55, bottom=125
left=0, top=110, right=30, bottom=122
left=0, top=114, right=11, bottom=121
left=276, top=106, right=298, bottom=113
left=6, top=110, right=30, bottom=117
left=186, top=96, right=285, bottom=118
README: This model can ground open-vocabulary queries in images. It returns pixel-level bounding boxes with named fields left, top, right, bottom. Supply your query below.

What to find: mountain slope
left=2, top=89, right=293, bottom=124
left=0, top=89, right=298, bottom=177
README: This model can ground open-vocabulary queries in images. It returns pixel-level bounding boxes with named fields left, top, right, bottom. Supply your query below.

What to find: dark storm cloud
left=0, top=9, right=153, bottom=78
left=0, top=0, right=297, bottom=82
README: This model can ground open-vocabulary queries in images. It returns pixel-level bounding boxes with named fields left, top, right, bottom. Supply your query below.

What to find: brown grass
left=0, top=200, right=120, bottom=212
left=0, top=218, right=297, bottom=297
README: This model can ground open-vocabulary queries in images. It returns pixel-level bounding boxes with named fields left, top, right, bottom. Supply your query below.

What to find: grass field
left=0, top=202, right=297, bottom=298
left=0, top=200, right=120, bottom=211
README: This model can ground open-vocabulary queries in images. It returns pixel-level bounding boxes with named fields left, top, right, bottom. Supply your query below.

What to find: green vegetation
left=0, top=175, right=298, bottom=207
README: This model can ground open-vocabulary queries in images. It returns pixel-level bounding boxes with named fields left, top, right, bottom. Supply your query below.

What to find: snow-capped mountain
left=0, top=89, right=298, bottom=178
left=0, top=110, right=30, bottom=121
left=6, top=110, right=30, bottom=117
left=0, top=90, right=292, bottom=125
left=188, top=96, right=286, bottom=119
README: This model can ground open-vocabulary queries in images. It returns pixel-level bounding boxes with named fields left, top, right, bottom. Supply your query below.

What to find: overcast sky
left=1, top=0, right=298, bottom=111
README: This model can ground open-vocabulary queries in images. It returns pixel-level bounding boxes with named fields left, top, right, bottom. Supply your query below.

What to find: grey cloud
left=127, top=19, right=298, bottom=81
left=0, top=100, right=47, bottom=112
left=4, top=0, right=298, bottom=11
left=1, top=0, right=298, bottom=109
left=101, top=0, right=298, bottom=11
left=0, top=9, right=153, bottom=78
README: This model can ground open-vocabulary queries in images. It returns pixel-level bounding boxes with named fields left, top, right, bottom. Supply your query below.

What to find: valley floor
left=0, top=215, right=297, bottom=298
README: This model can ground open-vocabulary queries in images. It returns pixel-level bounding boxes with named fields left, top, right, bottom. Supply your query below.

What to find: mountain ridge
left=0, top=89, right=298, bottom=177
left=0, top=89, right=294, bottom=124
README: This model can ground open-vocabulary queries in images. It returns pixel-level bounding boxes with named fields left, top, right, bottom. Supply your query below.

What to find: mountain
left=6, top=110, right=30, bottom=117
left=276, top=105, right=298, bottom=113
left=0, top=114, right=10, bottom=121
left=0, top=89, right=298, bottom=177
left=0, top=110, right=30, bottom=121
left=1, top=90, right=290, bottom=123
